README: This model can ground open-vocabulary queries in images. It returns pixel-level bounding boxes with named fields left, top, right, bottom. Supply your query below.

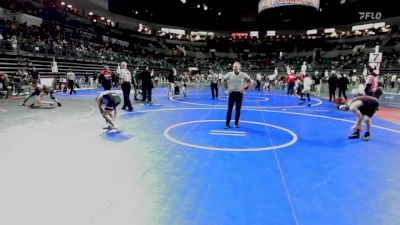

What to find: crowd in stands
left=0, top=0, right=399, bottom=87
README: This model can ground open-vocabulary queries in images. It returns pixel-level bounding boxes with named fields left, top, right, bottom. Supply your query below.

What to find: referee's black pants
left=68, top=80, right=76, bottom=95
left=226, top=91, right=243, bottom=126
left=211, top=83, right=218, bottom=99
left=121, top=82, right=133, bottom=111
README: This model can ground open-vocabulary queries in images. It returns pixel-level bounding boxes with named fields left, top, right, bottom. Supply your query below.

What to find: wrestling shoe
left=362, top=132, right=370, bottom=141
left=224, top=125, right=230, bottom=129
left=349, top=132, right=360, bottom=139
left=57, top=102, right=62, bottom=107
left=234, top=124, right=239, bottom=128
left=103, top=125, right=113, bottom=130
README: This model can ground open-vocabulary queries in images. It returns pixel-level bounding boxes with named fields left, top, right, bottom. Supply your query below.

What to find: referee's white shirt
left=66, top=72, right=75, bottom=81
left=119, top=69, right=132, bottom=83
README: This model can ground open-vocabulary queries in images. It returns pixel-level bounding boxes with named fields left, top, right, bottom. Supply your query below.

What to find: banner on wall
left=258, top=0, right=320, bottom=13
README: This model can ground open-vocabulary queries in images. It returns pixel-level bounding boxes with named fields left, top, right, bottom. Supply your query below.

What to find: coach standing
left=139, top=66, right=154, bottom=103
left=223, top=62, right=252, bottom=129
left=119, top=62, right=133, bottom=111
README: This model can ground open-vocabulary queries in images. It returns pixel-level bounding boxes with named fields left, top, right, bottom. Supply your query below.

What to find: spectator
left=337, top=73, right=349, bottom=100
left=328, top=72, right=338, bottom=102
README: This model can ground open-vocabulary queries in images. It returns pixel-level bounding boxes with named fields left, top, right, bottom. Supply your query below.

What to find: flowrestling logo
left=259, top=0, right=320, bottom=12
left=359, top=12, right=382, bottom=20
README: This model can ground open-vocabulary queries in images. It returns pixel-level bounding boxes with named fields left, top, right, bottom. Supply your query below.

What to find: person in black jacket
left=328, top=73, right=338, bottom=102
left=139, top=66, right=154, bottom=103
left=337, top=73, right=349, bottom=100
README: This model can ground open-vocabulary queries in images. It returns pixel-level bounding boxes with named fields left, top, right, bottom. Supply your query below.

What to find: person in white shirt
left=300, top=61, right=307, bottom=76
left=118, top=62, right=133, bottom=111
left=301, top=74, right=313, bottom=106
left=66, top=69, right=76, bottom=95
left=210, top=71, right=219, bottom=100
left=390, top=74, right=397, bottom=89
left=223, top=62, right=252, bottom=129
left=180, top=72, right=190, bottom=98
left=263, top=74, right=271, bottom=91
left=351, top=75, right=358, bottom=86
left=362, top=65, right=368, bottom=81
left=397, top=77, right=400, bottom=93
left=324, top=70, right=329, bottom=80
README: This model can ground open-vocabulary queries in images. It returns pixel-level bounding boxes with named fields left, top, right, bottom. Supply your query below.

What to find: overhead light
left=93, top=19, right=96, bottom=23
left=101, top=17, right=105, bottom=20
left=106, top=19, right=111, bottom=23
left=197, top=4, right=200, bottom=8
left=181, top=0, right=186, bottom=3
left=67, top=4, right=72, bottom=8
left=135, top=11, right=138, bottom=14
left=218, top=12, right=221, bottom=16
left=203, top=4, right=208, bottom=10
left=61, top=2, right=65, bottom=6
left=88, top=11, right=93, bottom=16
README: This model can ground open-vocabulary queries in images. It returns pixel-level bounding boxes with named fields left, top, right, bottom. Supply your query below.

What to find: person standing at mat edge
left=119, top=62, right=133, bottom=111
left=210, top=70, right=219, bottom=100
left=223, top=62, right=252, bottom=129
left=139, top=66, right=154, bottom=103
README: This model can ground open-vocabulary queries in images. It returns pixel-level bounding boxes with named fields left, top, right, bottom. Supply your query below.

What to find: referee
left=119, top=62, right=133, bottom=111
left=210, top=70, right=219, bottom=100
left=223, top=62, right=252, bottom=129
left=66, top=68, right=76, bottom=95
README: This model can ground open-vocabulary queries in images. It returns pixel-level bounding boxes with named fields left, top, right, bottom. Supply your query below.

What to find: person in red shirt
left=286, top=70, right=296, bottom=95
left=99, top=66, right=112, bottom=91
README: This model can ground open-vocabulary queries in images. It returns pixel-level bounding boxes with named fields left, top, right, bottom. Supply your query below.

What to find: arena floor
left=1, top=86, right=400, bottom=225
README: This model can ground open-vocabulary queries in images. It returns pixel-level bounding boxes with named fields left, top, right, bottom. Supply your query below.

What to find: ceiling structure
left=107, top=0, right=399, bottom=30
